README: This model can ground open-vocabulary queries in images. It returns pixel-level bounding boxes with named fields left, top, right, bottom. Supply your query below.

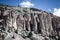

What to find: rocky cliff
left=0, top=6, right=60, bottom=40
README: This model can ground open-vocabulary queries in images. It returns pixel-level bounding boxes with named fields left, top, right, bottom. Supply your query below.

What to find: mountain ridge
left=0, top=5, right=60, bottom=40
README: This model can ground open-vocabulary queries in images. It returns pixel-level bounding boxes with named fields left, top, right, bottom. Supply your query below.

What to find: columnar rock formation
left=0, top=6, right=60, bottom=40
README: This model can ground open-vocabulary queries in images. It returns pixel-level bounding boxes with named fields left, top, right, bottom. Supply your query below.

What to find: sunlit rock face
left=52, top=17, right=60, bottom=37
left=0, top=6, right=60, bottom=40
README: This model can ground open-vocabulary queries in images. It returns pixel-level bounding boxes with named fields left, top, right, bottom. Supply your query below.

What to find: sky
left=0, top=0, right=60, bottom=16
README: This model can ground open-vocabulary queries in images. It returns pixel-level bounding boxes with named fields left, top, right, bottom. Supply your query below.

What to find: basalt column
left=16, top=14, right=24, bottom=31
left=37, top=13, right=43, bottom=34
left=23, top=14, right=31, bottom=31
left=6, top=10, right=17, bottom=32
left=38, top=13, right=46, bottom=35
left=30, top=13, right=37, bottom=33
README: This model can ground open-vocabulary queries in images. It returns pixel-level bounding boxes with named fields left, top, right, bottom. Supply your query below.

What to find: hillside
left=0, top=5, right=60, bottom=40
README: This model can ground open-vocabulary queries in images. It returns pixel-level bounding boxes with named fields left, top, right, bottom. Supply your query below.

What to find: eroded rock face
left=52, top=17, right=60, bottom=37
left=0, top=7, right=60, bottom=40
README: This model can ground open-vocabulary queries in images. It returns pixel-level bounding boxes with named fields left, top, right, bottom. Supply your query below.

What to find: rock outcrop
left=0, top=6, right=60, bottom=40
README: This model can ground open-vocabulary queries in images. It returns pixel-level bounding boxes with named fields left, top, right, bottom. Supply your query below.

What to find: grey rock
left=0, top=6, right=60, bottom=40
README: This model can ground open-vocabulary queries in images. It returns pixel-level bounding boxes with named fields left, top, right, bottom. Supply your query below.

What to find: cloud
left=20, top=1, right=34, bottom=7
left=53, top=8, right=60, bottom=17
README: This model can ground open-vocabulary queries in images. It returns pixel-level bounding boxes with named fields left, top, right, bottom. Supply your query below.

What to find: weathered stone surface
left=0, top=6, right=60, bottom=40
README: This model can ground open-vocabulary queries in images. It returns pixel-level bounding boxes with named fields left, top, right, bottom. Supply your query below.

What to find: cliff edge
left=0, top=6, right=60, bottom=40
